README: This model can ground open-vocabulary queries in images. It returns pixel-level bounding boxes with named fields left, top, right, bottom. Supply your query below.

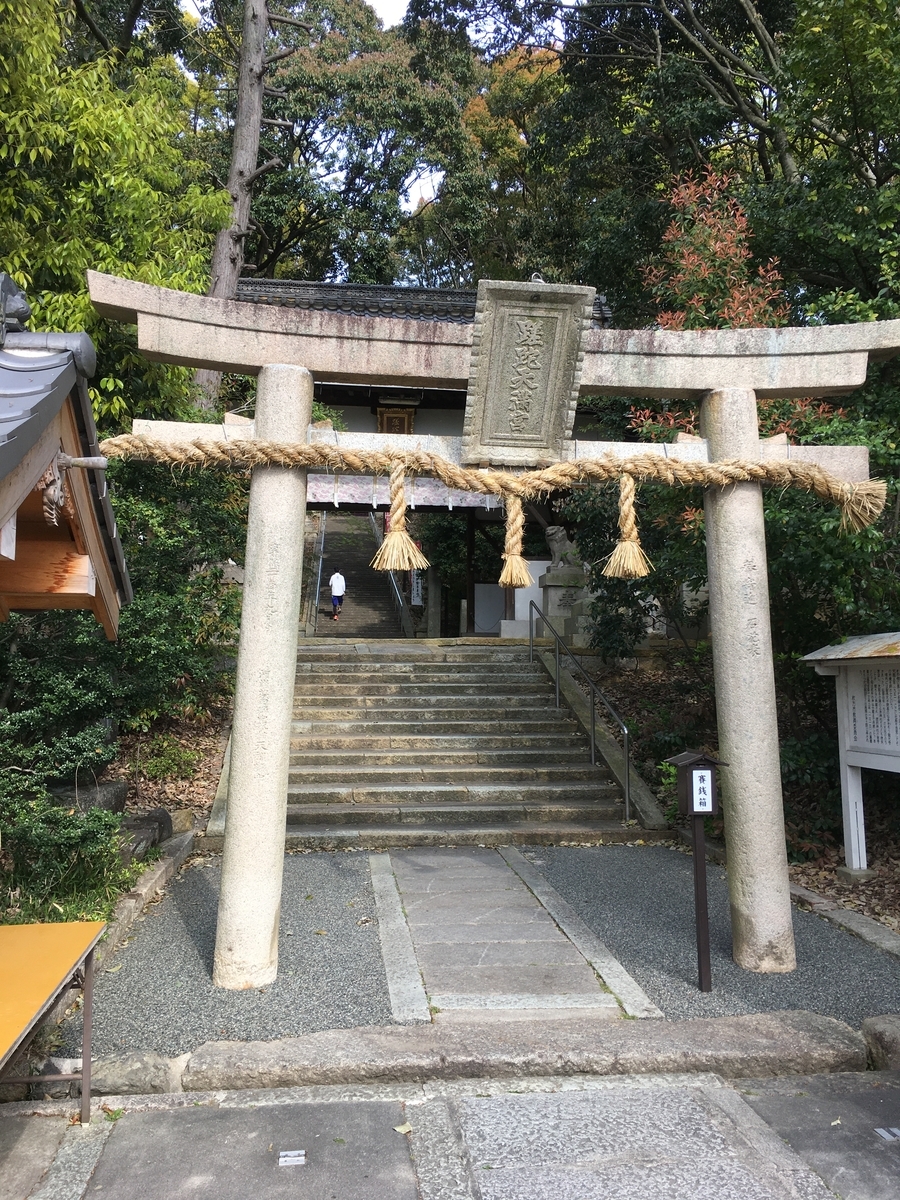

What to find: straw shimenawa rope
left=100, top=434, right=887, bottom=581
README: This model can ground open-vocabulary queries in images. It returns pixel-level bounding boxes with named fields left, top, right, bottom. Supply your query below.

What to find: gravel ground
left=523, top=843, right=900, bottom=1026
left=60, top=852, right=392, bottom=1057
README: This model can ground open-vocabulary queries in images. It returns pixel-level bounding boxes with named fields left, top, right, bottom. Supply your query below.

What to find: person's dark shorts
left=331, top=594, right=343, bottom=611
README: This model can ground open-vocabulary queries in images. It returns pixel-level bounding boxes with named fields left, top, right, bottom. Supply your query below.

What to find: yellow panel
left=0, top=922, right=105, bottom=1069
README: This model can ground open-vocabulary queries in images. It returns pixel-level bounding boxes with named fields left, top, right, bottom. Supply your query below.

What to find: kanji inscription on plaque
left=461, top=279, right=594, bottom=466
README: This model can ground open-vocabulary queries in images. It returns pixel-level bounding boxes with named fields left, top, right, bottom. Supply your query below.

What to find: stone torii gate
left=88, top=271, right=900, bottom=989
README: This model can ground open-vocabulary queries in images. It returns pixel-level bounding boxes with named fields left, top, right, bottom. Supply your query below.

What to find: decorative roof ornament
left=0, top=274, right=31, bottom=344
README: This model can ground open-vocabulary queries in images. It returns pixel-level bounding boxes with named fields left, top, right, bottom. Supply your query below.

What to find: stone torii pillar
left=700, top=389, right=792, bottom=969
left=213, top=365, right=312, bottom=988
left=87, top=271, right=900, bottom=980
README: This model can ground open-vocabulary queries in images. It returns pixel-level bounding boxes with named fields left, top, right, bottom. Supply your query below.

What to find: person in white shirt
left=328, top=570, right=346, bottom=621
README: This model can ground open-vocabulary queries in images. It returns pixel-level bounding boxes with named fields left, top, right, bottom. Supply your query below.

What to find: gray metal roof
left=0, top=339, right=131, bottom=605
left=803, top=633, right=900, bottom=663
left=236, top=278, right=614, bottom=327
left=0, top=348, right=76, bottom=482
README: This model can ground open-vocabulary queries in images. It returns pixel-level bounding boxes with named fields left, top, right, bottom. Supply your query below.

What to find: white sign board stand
left=804, top=633, right=900, bottom=878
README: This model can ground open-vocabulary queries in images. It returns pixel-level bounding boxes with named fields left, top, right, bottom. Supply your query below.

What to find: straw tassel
left=602, top=474, right=653, bottom=579
left=498, top=494, right=533, bottom=588
left=370, top=459, right=430, bottom=572
left=837, top=478, right=888, bottom=532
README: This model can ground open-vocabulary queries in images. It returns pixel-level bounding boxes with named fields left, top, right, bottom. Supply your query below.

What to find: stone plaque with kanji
left=461, top=280, right=595, bottom=466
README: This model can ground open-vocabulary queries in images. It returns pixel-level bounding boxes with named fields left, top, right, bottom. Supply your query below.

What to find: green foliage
left=136, top=735, right=200, bottom=781
left=0, top=0, right=229, bottom=427
left=0, top=771, right=136, bottom=922
left=187, top=0, right=472, bottom=285
left=0, top=461, right=246, bottom=785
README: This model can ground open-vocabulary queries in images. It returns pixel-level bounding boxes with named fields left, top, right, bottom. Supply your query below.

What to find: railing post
left=624, top=730, right=631, bottom=822
left=590, top=692, right=596, bottom=766
left=555, top=640, right=560, bottom=708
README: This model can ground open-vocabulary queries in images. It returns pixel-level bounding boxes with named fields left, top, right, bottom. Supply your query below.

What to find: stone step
left=285, top=800, right=622, bottom=825
left=296, top=670, right=546, bottom=685
left=288, top=763, right=610, bottom=785
left=289, top=748, right=593, bottom=766
left=296, top=647, right=537, bottom=663
left=287, top=782, right=618, bottom=805
left=270, top=823, right=661, bottom=851
left=290, top=732, right=588, bottom=751
left=297, top=676, right=549, bottom=686
left=296, top=657, right=542, bottom=676
left=290, top=719, right=578, bottom=737
left=292, top=681, right=555, bottom=697
left=293, top=696, right=558, bottom=714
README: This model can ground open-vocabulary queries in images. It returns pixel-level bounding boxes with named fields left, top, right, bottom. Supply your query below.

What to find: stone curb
left=204, top=736, right=230, bottom=848
left=538, top=651, right=668, bottom=830
left=0, top=1071, right=732, bottom=1119
left=789, top=882, right=900, bottom=962
left=8, top=1010, right=862, bottom=1100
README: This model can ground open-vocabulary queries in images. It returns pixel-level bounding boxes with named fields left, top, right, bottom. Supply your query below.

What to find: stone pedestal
left=563, top=597, right=594, bottom=650
left=213, top=365, right=313, bottom=990
left=539, top=567, right=588, bottom=640
left=426, top=567, right=441, bottom=638
left=701, top=387, right=796, bottom=974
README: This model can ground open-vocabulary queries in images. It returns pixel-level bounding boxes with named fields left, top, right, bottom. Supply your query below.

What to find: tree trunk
left=195, top=0, right=269, bottom=409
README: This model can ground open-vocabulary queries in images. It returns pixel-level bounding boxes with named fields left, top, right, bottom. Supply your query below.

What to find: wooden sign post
left=667, top=750, right=726, bottom=993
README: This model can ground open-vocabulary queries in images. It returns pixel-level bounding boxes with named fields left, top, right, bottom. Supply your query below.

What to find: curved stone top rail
left=88, top=271, right=900, bottom=400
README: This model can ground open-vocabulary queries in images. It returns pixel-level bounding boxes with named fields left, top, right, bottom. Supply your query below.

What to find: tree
left=68, top=0, right=190, bottom=62
left=404, top=0, right=900, bottom=322
left=0, top=0, right=229, bottom=426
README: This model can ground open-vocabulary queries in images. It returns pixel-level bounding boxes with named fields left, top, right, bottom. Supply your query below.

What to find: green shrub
left=136, top=734, right=200, bottom=780
left=0, top=770, right=137, bottom=922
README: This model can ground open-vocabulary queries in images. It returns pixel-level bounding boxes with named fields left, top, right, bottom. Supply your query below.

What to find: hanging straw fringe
left=602, top=474, right=653, bottom=580
left=498, top=494, right=533, bottom=588
left=369, top=460, right=430, bottom=572
left=836, top=479, right=890, bottom=533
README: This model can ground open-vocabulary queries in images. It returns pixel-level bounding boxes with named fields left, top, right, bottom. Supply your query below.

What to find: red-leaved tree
left=643, top=168, right=790, bottom=331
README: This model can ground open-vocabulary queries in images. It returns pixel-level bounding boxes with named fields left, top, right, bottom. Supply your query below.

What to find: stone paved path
left=389, top=847, right=622, bottom=1020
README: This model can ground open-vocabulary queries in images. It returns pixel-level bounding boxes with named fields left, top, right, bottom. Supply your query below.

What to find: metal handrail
left=368, top=513, right=415, bottom=637
left=528, top=600, right=631, bottom=821
left=311, top=512, right=327, bottom=635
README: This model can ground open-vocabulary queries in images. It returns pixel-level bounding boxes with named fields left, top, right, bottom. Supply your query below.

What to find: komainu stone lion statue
left=545, top=525, right=582, bottom=569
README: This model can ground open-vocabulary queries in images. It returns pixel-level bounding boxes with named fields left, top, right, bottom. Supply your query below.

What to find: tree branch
left=265, top=46, right=302, bottom=66
left=212, top=0, right=240, bottom=57
left=73, top=0, right=112, bottom=52
left=118, top=0, right=146, bottom=58
left=244, top=157, right=283, bottom=185
left=268, top=13, right=312, bottom=31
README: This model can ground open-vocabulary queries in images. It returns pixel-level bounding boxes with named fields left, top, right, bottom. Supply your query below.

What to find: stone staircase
left=314, top=511, right=399, bottom=638
left=283, top=640, right=635, bottom=847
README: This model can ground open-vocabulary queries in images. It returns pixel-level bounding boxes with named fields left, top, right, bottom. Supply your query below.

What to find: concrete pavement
left=3, top=1074, right=842, bottom=1200
left=8, top=843, right=900, bottom=1197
